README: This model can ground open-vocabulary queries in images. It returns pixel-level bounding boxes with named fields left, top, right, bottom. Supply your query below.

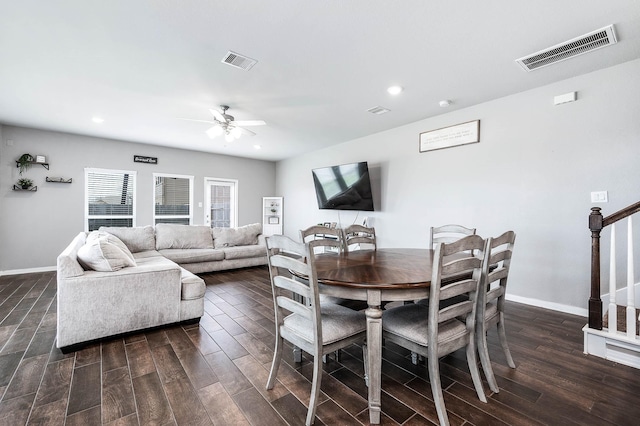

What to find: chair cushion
left=99, top=225, right=156, bottom=253
left=155, top=224, right=214, bottom=250
left=77, top=232, right=137, bottom=272
left=382, top=303, right=467, bottom=346
left=212, top=223, right=261, bottom=248
left=283, top=303, right=366, bottom=345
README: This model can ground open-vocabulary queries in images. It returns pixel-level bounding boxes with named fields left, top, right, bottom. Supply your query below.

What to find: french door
left=204, top=178, right=237, bottom=228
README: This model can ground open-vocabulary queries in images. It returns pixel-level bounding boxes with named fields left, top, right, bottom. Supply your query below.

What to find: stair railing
left=589, top=200, right=640, bottom=330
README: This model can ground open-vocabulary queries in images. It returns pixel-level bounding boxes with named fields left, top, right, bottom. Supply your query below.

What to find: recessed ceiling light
left=387, top=86, right=403, bottom=95
left=439, top=100, right=452, bottom=107
left=253, top=145, right=261, bottom=150
left=92, top=117, right=104, bottom=123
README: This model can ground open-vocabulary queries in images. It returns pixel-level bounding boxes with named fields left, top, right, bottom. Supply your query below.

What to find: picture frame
left=419, top=120, right=480, bottom=153
left=330, top=222, right=337, bottom=229
left=323, top=222, right=331, bottom=228
left=268, top=216, right=279, bottom=224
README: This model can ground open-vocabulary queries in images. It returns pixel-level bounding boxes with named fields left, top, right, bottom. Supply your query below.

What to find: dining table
left=313, top=247, right=437, bottom=425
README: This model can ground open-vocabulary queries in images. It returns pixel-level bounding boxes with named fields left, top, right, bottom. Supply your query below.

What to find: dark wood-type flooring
left=0, top=267, right=638, bottom=425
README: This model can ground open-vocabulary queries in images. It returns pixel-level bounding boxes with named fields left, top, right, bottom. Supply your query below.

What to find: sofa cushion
left=223, top=244, right=267, bottom=260
left=212, top=223, right=262, bottom=249
left=99, top=225, right=156, bottom=253
left=77, top=233, right=137, bottom=272
left=86, top=231, right=136, bottom=263
left=158, top=248, right=225, bottom=264
left=155, top=224, right=214, bottom=250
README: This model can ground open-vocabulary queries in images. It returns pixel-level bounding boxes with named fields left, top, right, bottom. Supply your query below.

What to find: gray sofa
left=56, top=223, right=267, bottom=350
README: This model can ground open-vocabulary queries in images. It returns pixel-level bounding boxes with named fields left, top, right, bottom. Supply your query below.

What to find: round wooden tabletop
left=313, top=248, right=435, bottom=289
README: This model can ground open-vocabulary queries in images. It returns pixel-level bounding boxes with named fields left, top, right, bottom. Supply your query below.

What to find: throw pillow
left=155, top=224, right=214, bottom=250
left=99, top=225, right=156, bottom=253
left=212, top=223, right=262, bottom=248
left=77, top=234, right=137, bottom=272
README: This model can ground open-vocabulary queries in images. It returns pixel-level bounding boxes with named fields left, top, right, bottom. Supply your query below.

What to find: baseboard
left=0, top=265, right=56, bottom=276
left=506, top=294, right=588, bottom=317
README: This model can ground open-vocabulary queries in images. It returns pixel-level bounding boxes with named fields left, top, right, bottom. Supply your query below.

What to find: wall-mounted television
left=312, top=161, right=374, bottom=211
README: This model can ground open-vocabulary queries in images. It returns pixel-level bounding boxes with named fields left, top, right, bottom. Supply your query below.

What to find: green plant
left=18, top=178, right=33, bottom=189
left=17, top=153, right=33, bottom=175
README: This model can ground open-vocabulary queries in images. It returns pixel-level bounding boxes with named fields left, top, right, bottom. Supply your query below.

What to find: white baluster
left=609, top=224, right=617, bottom=333
left=627, top=217, right=636, bottom=338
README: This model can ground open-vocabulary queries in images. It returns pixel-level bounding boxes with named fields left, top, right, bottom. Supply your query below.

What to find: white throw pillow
left=212, top=223, right=262, bottom=248
left=77, top=233, right=137, bottom=272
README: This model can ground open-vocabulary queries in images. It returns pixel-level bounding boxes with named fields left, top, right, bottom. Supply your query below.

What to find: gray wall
left=1, top=127, right=276, bottom=272
left=276, top=58, right=640, bottom=315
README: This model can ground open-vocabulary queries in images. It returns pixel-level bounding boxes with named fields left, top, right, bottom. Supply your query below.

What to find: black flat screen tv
left=312, top=161, right=374, bottom=211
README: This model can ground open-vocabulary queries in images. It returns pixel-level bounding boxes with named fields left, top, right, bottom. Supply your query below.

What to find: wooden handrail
left=588, top=201, right=640, bottom=330
left=603, top=200, right=640, bottom=227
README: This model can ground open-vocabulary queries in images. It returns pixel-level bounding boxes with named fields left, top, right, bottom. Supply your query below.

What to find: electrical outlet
left=590, top=191, right=608, bottom=203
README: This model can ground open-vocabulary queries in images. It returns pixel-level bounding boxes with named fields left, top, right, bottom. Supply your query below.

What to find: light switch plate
left=591, top=191, right=608, bottom=203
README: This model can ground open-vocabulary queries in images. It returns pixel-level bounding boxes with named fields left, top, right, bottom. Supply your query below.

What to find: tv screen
left=312, top=161, right=374, bottom=211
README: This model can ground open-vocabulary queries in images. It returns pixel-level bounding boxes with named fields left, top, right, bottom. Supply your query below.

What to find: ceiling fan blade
left=209, top=109, right=226, bottom=122
left=234, top=120, right=266, bottom=126
left=235, top=126, right=256, bottom=136
left=177, top=118, right=218, bottom=124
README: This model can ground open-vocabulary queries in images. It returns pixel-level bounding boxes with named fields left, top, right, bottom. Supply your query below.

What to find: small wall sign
left=134, top=155, right=158, bottom=164
left=419, top=120, right=480, bottom=153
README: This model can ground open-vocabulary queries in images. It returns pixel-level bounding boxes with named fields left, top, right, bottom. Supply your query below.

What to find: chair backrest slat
left=300, top=225, right=344, bottom=253
left=343, top=224, right=376, bottom=251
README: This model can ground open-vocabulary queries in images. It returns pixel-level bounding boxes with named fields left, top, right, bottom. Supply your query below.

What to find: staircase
left=583, top=201, right=640, bottom=368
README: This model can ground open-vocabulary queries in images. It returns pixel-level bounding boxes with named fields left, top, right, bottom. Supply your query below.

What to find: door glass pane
left=210, top=184, right=231, bottom=228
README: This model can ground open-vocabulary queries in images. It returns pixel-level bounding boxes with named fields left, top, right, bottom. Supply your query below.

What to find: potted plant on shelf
left=17, top=153, right=34, bottom=175
left=18, top=178, right=33, bottom=190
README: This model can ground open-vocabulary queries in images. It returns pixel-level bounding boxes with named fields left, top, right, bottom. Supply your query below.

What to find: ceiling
left=1, top=1, right=639, bottom=162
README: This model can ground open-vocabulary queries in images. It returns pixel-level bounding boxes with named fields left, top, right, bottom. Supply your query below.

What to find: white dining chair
left=378, top=235, right=490, bottom=426
left=343, top=224, right=376, bottom=251
left=265, top=235, right=366, bottom=425
left=476, top=230, right=517, bottom=393
left=430, top=224, right=476, bottom=248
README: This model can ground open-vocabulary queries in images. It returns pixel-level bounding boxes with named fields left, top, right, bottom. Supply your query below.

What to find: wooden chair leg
left=267, top=336, right=283, bottom=389
left=306, top=354, right=323, bottom=426
left=362, top=343, right=369, bottom=387
left=477, top=323, right=499, bottom=393
left=497, top=314, right=516, bottom=368
left=427, top=354, right=449, bottom=426
left=466, top=339, right=487, bottom=403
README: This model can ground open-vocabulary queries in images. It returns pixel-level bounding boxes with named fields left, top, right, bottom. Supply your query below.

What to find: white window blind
left=154, top=174, right=193, bottom=225
left=85, top=168, right=136, bottom=231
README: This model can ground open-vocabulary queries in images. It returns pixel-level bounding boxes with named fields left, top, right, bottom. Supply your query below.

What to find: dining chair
left=343, top=224, right=377, bottom=251
left=265, top=235, right=366, bottom=426
left=299, top=224, right=344, bottom=253
left=379, top=235, right=490, bottom=426
left=476, top=230, right=517, bottom=394
left=430, top=224, right=476, bottom=248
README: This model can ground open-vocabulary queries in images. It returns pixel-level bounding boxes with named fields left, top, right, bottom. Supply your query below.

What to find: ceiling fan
left=179, top=105, right=266, bottom=142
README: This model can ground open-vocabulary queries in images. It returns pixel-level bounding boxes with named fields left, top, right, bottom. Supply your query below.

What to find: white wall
left=0, top=127, right=276, bottom=272
left=276, top=58, right=640, bottom=315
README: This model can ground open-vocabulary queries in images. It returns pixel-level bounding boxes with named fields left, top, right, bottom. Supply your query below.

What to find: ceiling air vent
left=221, top=51, right=258, bottom=71
left=515, top=24, right=617, bottom=72
left=367, top=106, right=390, bottom=115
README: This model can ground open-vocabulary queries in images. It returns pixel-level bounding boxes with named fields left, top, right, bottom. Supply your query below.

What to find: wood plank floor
left=0, top=267, right=638, bottom=425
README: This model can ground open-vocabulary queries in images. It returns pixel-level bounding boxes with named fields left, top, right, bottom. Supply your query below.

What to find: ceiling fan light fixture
left=231, top=127, right=242, bottom=138
left=225, top=132, right=236, bottom=142
left=206, top=126, right=223, bottom=139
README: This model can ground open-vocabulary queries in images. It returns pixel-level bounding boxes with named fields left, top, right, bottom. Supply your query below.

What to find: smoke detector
left=515, top=25, right=617, bottom=72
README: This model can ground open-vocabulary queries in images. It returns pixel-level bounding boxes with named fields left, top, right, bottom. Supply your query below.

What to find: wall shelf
left=46, top=177, right=72, bottom=183
left=16, top=160, right=49, bottom=170
left=12, top=185, right=37, bottom=192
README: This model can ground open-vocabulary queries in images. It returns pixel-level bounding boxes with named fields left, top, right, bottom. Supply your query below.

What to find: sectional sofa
left=56, top=223, right=267, bottom=350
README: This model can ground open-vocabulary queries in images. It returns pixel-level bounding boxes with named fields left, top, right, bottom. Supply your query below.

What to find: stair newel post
left=589, top=207, right=603, bottom=330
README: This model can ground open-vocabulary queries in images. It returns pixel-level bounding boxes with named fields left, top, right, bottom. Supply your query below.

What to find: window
left=85, top=168, right=136, bottom=231
left=205, top=178, right=237, bottom=228
left=153, top=174, right=193, bottom=225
